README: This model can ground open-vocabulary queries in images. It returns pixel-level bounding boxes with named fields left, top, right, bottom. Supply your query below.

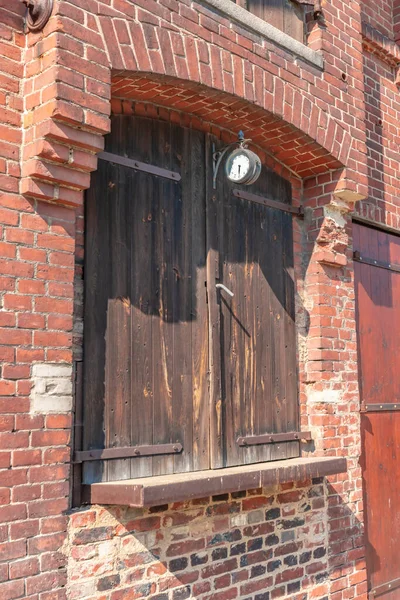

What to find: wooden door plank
left=251, top=201, right=272, bottom=465
left=105, top=162, right=132, bottom=481
left=253, top=208, right=271, bottom=465
left=151, top=118, right=175, bottom=477
left=221, top=192, right=244, bottom=468
left=170, top=122, right=193, bottom=475
left=129, top=116, right=155, bottom=479
left=242, top=199, right=258, bottom=466
left=187, top=128, right=209, bottom=472
left=206, top=136, right=224, bottom=469
left=282, top=211, right=298, bottom=459
left=83, top=162, right=112, bottom=484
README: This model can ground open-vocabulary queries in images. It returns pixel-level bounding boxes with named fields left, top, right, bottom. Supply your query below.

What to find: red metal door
left=354, top=222, right=400, bottom=600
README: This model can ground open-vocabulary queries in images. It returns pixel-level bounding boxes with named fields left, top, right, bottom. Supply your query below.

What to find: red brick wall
left=362, top=0, right=394, bottom=39
left=0, top=0, right=395, bottom=598
left=0, top=3, right=74, bottom=600
left=395, top=0, right=400, bottom=41
left=356, top=49, right=400, bottom=230
left=68, top=481, right=331, bottom=600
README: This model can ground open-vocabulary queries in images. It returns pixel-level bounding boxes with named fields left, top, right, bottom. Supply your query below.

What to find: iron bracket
left=21, top=0, right=54, bottom=32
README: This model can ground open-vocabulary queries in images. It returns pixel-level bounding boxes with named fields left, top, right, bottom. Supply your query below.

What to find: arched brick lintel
left=21, top=15, right=367, bottom=207
left=21, top=71, right=357, bottom=209
left=111, top=71, right=347, bottom=179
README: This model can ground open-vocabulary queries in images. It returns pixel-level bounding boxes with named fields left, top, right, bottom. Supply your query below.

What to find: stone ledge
left=200, top=0, right=324, bottom=69
left=84, top=456, right=346, bottom=507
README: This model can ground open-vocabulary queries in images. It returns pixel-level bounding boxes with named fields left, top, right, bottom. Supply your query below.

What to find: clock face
left=228, top=153, right=251, bottom=181
left=225, top=148, right=262, bottom=185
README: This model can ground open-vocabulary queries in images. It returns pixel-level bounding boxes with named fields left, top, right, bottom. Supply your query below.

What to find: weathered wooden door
left=84, top=116, right=209, bottom=482
left=354, top=222, right=400, bottom=600
left=207, top=137, right=298, bottom=468
left=83, top=116, right=298, bottom=483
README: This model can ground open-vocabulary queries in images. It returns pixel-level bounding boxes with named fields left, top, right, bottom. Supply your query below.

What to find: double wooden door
left=354, top=222, right=400, bottom=600
left=83, top=115, right=298, bottom=483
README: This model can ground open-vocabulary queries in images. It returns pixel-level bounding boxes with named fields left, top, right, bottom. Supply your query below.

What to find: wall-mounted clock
left=212, top=131, right=262, bottom=189
left=225, top=148, right=262, bottom=185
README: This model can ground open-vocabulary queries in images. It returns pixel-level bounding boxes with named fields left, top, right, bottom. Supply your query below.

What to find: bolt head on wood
left=21, top=0, right=53, bottom=32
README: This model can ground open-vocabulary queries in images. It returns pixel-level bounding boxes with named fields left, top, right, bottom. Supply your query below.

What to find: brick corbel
left=21, top=117, right=109, bottom=208
left=314, top=211, right=350, bottom=268
left=314, top=188, right=367, bottom=269
left=21, top=8, right=112, bottom=208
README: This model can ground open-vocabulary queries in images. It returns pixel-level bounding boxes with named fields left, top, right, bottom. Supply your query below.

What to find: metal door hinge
left=233, top=190, right=303, bottom=217
left=353, top=251, right=400, bottom=274
left=369, top=575, right=400, bottom=598
left=238, top=432, right=312, bottom=446
left=98, top=152, right=181, bottom=182
left=74, top=443, right=183, bottom=463
left=361, top=403, right=400, bottom=413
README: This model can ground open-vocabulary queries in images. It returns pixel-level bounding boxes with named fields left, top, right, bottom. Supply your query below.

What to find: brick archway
left=21, top=70, right=350, bottom=208
left=111, top=72, right=347, bottom=178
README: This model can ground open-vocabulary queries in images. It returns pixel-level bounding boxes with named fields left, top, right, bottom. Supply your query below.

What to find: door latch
left=216, top=283, right=234, bottom=298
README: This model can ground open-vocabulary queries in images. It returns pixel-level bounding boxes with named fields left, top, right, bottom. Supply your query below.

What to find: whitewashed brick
left=30, top=362, right=73, bottom=414
left=32, top=363, right=72, bottom=378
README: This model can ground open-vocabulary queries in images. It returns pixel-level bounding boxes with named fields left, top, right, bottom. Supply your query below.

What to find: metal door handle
left=216, top=283, right=234, bottom=297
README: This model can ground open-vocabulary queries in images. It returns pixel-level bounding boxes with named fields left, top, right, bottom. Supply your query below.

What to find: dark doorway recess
left=81, top=115, right=299, bottom=484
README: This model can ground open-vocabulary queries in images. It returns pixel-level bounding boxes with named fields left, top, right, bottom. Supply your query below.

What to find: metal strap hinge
left=354, top=251, right=400, bottom=274
left=99, top=151, right=181, bottom=182
left=233, top=190, right=303, bottom=216
left=238, top=432, right=312, bottom=446
left=369, top=575, right=400, bottom=598
left=74, top=443, right=183, bottom=463
left=361, top=403, right=400, bottom=413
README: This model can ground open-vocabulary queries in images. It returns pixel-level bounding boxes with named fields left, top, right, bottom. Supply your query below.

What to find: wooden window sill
left=83, top=456, right=346, bottom=507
